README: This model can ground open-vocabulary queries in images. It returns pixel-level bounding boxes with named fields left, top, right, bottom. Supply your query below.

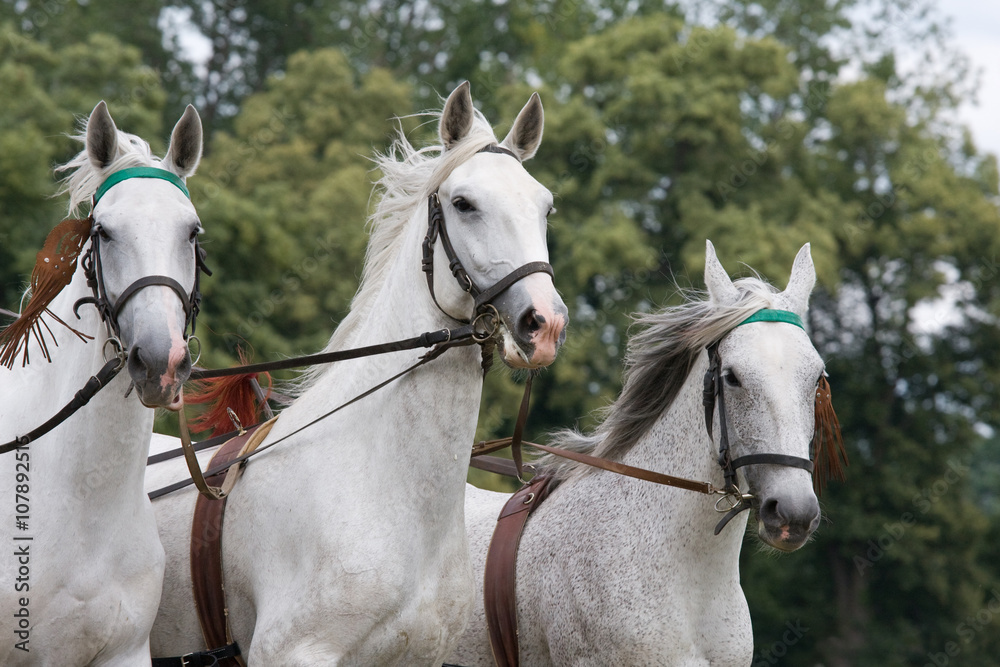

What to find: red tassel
left=186, top=349, right=272, bottom=438
left=0, top=217, right=94, bottom=368
left=813, top=375, right=848, bottom=495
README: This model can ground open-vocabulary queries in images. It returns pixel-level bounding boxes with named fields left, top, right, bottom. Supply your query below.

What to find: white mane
left=296, top=109, right=500, bottom=392
left=55, top=127, right=160, bottom=217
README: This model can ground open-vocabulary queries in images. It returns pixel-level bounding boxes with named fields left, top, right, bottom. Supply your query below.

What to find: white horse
left=450, top=241, right=833, bottom=666
left=147, top=82, right=568, bottom=665
left=0, top=101, right=203, bottom=665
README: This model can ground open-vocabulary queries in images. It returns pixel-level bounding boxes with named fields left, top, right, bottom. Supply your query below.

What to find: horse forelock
left=55, top=128, right=159, bottom=217
left=543, top=277, right=786, bottom=482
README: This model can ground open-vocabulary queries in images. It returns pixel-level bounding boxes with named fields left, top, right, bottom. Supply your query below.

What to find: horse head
left=80, top=101, right=205, bottom=409
left=428, top=82, right=568, bottom=369
left=705, top=241, right=826, bottom=551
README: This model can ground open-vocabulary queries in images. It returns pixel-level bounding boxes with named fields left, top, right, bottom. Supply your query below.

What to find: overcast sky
left=947, top=1, right=1000, bottom=158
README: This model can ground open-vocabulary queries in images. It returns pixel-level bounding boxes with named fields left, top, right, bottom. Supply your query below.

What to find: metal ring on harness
left=472, top=304, right=500, bottom=342
left=102, top=336, right=126, bottom=368
left=187, top=334, right=202, bottom=366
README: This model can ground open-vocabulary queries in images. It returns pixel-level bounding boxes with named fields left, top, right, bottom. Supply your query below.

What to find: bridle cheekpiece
left=703, top=308, right=817, bottom=534
left=74, top=166, right=210, bottom=358
left=422, top=143, right=554, bottom=338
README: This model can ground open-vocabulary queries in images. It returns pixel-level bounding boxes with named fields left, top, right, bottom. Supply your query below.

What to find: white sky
left=946, top=0, right=1000, bottom=158
left=163, top=2, right=998, bottom=160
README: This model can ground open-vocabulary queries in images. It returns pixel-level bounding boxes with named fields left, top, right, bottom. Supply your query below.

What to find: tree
left=185, top=48, right=413, bottom=372
left=0, top=24, right=166, bottom=308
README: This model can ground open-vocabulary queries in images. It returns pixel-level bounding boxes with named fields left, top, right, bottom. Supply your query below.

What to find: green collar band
left=738, top=309, right=805, bottom=330
left=93, top=167, right=190, bottom=207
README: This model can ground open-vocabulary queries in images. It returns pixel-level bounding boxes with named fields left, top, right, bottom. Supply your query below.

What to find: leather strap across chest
left=152, top=419, right=276, bottom=667
left=483, top=474, right=555, bottom=667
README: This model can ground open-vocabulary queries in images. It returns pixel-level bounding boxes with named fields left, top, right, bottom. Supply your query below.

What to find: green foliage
left=189, top=49, right=413, bottom=371
left=3, top=3, right=1000, bottom=664
left=0, top=23, right=164, bottom=307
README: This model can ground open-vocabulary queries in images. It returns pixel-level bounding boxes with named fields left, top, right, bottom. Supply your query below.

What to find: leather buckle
left=180, top=654, right=195, bottom=667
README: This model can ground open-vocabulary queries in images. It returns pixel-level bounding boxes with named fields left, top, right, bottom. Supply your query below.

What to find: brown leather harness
left=153, top=142, right=555, bottom=666
left=474, top=310, right=845, bottom=667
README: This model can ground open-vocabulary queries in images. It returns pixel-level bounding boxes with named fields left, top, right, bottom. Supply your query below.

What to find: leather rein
left=149, top=141, right=556, bottom=500
left=0, top=167, right=208, bottom=455
left=471, top=308, right=820, bottom=533
left=473, top=308, right=826, bottom=667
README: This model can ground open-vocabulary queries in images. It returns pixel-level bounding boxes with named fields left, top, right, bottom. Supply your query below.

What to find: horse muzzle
left=495, top=277, right=568, bottom=369
left=756, top=492, right=821, bottom=552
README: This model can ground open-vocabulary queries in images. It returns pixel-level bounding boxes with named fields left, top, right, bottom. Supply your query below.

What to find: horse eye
left=97, top=226, right=111, bottom=242
left=723, top=371, right=741, bottom=388
left=546, top=206, right=556, bottom=218
left=452, top=197, right=476, bottom=213
left=189, top=226, right=202, bottom=243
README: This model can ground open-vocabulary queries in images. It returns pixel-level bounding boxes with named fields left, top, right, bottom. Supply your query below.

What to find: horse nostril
left=127, top=346, right=152, bottom=381
left=519, top=308, right=544, bottom=336
left=761, top=498, right=784, bottom=523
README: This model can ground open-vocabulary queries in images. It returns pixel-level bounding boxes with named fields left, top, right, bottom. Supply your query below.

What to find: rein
left=0, top=166, right=206, bottom=455
left=472, top=308, right=833, bottom=533
left=475, top=307, right=841, bottom=667
left=150, top=142, right=555, bottom=500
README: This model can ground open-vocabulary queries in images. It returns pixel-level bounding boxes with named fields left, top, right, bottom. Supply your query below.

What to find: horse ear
left=704, top=240, right=739, bottom=305
left=86, top=101, right=118, bottom=169
left=783, top=243, right=816, bottom=317
left=501, top=92, right=543, bottom=161
left=440, top=81, right=475, bottom=151
left=164, top=105, right=203, bottom=178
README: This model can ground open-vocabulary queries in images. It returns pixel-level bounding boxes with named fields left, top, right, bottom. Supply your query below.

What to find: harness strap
left=473, top=262, right=553, bottom=313
left=470, top=439, right=718, bottom=496
left=186, top=323, right=481, bottom=380
left=149, top=340, right=466, bottom=501
left=112, top=275, right=192, bottom=322
left=509, top=374, right=535, bottom=480
left=185, top=421, right=274, bottom=667
left=483, top=475, right=554, bottom=667
left=731, top=453, right=814, bottom=472
left=0, top=356, right=124, bottom=454
left=151, top=642, right=239, bottom=667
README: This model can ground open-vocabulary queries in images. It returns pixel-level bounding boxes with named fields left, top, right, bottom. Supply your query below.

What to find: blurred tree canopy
left=2, top=1, right=1000, bottom=664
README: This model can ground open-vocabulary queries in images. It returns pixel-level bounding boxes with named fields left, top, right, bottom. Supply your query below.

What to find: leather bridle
left=0, top=167, right=207, bottom=455
left=146, top=142, right=559, bottom=500
left=702, top=308, right=816, bottom=533
left=73, top=166, right=210, bottom=348
left=422, top=143, right=554, bottom=324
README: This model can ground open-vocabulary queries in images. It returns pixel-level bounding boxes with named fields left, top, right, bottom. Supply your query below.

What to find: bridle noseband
left=703, top=308, right=816, bottom=534
left=73, top=167, right=211, bottom=352
left=422, top=143, right=554, bottom=326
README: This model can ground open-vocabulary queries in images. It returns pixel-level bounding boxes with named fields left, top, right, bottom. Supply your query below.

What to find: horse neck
left=277, top=205, right=483, bottom=470
left=613, top=351, right=747, bottom=564
left=23, top=264, right=153, bottom=510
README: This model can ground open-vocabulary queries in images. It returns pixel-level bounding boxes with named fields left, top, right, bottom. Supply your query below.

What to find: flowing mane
left=55, top=126, right=162, bottom=217
left=543, top=276, right=784, bottom=481
left=295, top=108, right=499, bottom=392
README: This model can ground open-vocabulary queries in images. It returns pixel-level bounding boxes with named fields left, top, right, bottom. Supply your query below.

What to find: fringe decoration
left=186, top=349, right=272, bottom=438
left=813, top=375, right=848, bottom=495
left=0, top=217, right=94, bottom=368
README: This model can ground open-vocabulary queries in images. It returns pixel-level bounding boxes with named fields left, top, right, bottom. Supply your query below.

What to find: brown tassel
left=0, top=217, right=94, bottom=368
left=186, top=349, right=272, bottom=438
left=813, top=375, right=848, bottom=495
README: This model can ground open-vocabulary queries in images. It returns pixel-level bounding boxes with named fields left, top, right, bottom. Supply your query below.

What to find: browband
left=94, top=167, right=190, bottom=206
